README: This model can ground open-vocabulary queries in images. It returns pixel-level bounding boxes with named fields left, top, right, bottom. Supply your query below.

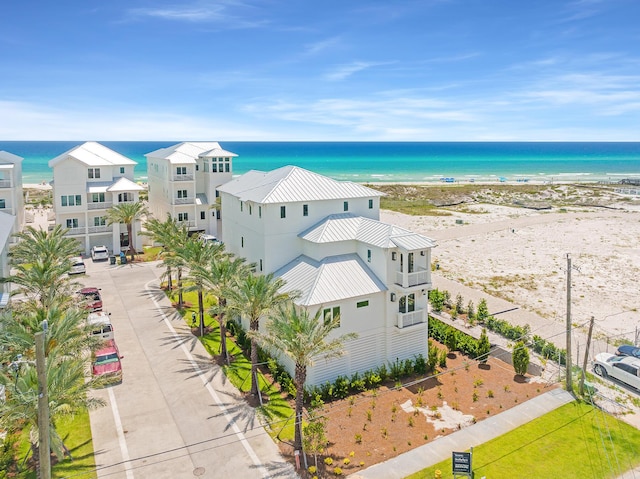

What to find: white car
left=69, top=256, right=86, bottom=275
left=200, top=234, right=221, bottom=245
left=593, top=352, right=640, bottom=391
left=91, top=245, right=110, bottom=261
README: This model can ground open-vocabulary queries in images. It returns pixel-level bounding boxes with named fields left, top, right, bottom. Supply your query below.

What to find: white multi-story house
left=0, top=212, right=15, bottom=309
left=0, top=150, right=24, bottom=240
left=48, top=142, right=145, bottom=255
left=218, top=166, right=436, bottom=386
left=145, top=142, right=237, bottom=237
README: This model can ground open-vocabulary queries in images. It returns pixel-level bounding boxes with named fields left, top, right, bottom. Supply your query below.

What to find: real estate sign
left=452, top=451, right=472, bottom=475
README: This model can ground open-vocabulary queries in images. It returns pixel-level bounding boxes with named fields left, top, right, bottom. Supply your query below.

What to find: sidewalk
left=349, top=389, right=574, bottom=479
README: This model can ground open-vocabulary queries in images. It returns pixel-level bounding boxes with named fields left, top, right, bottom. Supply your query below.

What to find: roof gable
left=48, top=142, right=137, bottom=168
left=0, top=151, right=23, bottom=164
left=145, top=142, right=237, bottom=164
left=217, top=166, right=384, bottom=204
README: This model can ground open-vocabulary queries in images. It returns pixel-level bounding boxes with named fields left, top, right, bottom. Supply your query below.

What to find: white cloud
left=324, top=61, right=392, bottom=81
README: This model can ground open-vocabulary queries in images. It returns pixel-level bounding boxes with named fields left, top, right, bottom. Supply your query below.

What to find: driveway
left=81, top=257, right=296, bottom=479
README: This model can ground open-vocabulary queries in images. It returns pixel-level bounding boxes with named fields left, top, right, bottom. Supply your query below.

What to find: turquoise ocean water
left=0, top=141, right=639, bottom=184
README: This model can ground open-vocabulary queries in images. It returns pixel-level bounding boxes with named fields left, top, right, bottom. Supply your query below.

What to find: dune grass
left=406, top=402, right=640, bottom=479
left=172, top=289, right=296, bottom=443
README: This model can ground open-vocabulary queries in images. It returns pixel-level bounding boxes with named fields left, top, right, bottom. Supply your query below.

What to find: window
left=369, top=199, right=373, bottom=209
left=177, top=190, right=187, bottom=199
left=215, top=190, right=219, bottom=198
left=398, top=293, right=416, bottom=314
left=259, top=259, right=263, bottom=271
left=249, top=205, right=252, bottom=215
left=66, top=218, right=78, bottom=229
left=259, top=206, right=262, bottom=218
left=93, top=216, right=106, bottom=226
left=118, top=192, right=132, bottom=202
left=196, top=164, right=199, bottom=171
left=303, top=204, right=308, bottom=216
left=344, top=201, right=349, bottom=211
left=203, top=161, right=209, bottom=172
left=280, top=206, right=286, bottom=218
left=357, top=300, right=369, bottom=308
left=367, top=249, right=371, bottom=263
left=178, top=212, right=188, bottom=221
left=241, top=236, right=244, bottom=248
left=240, top=202, right=243, bottom=212
left=200, top=211, right=205, bottom=220
left=323, top=306, right=341, bottom=328
left=0, top=199, right=5, bottom=209
left=176, top=166, right=186, bottom=175
left=61, top=195, right=81, bottom=206
left=212, top=163, right=218, bottom=173
left=120, top=167, right=125, bottom=174
left=225, top=163, right=230, bottom=172
left=88, top=168, right=100, bottom=179
left=92, top=193, right=105, bottom=203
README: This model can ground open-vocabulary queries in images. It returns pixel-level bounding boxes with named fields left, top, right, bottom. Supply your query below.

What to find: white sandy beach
left=381, top=195, right=640, bottom=348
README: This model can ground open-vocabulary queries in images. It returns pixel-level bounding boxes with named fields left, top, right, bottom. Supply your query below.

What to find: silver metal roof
left=300, top=213, right=436, bottom=250
left=86, top=177, right=144, bottom=193
left=276, top=254, right=387, bottom=306
left=49, top=142, right=137, bottom=168
left=217, top=166, right=384, bottom=204
left=145, top=142, right=236, bottom=164
left=0, top=151, right=23, bottom=164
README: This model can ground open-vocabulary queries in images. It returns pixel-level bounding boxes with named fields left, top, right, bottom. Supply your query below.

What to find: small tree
left=467, top=300, right=475, bottom=322
left=477, top=298, right=489, bottom=323
left=443, top=290, right=452, bottom=309
left=512, top=340, right=530, bottom=376
left=455, top=294, right=465, bottom=314
left=427, top=340, right=438, bottom=372
left=445, top=329, right=457, bottom=353
left=303, top=416, right=328, bottom=469
left=428, top=289, right=445, bottom=312
left=476, top=328, right=491, bottom=364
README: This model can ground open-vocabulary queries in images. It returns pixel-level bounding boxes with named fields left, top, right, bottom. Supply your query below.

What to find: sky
left=1, top=0, right=639, bottom=141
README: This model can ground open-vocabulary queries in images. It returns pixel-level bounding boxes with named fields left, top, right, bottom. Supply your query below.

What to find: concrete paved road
left=81, top=257, right=297, bottom=479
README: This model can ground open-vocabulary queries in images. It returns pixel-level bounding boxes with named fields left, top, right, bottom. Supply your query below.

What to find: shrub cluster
left=532, top=334, right=567, bottom=366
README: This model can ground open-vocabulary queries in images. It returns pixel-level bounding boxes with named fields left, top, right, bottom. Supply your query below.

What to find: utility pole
left=579, top=316, right=595, bottom=396
left=566, top=254, right=572, bottom=392
left=35, top=331, right=51, bottom=479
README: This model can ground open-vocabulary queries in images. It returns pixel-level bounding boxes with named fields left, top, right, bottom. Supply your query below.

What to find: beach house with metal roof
left=218, top=166, right=436, bottom=386
left=48, top=142, right=145, bottom=255
left=145, top=142, right=237, bottom=238
left=0, top=150, right=24, bottom=241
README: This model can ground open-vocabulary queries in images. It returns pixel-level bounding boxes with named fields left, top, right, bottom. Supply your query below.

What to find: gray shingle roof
left=217, top=166, right=384, bottom=204
left=275, top=254, right=387, bottom=306
left=299, top=213, right=436, bottom=250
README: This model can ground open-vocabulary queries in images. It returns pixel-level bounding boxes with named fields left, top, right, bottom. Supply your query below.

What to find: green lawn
left=173, top=289, right=296, bottom=443
left=406, top=402, right=640, bottom=479
left=14, top=410, right=96, bottom=479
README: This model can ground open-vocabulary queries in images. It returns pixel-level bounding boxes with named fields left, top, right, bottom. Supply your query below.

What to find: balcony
left=88, top=201, right=113, bottom=210
left=172, top=174, right=194, bottom=181
left=397, top=309, right=426, bottom=329
left=0, top=180, right=12, bottom=188
left=173, top=197, right=194, bottom=205
left=88, top=225, right=112, bottom=234
left=177, top=220, right=195, bottom=228
left=65, top=227, right=86, bottom=236
left=395, top=267, right=430, bottom=288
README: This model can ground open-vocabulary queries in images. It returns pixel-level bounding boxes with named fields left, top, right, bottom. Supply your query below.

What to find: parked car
left=69, top=256, right=86, bottom=275
left=88, top=311, right=114, bottom=341
left=80, top=287, right=103, bottom=311
left=200, top=234, right=221, bottom=245
left=593, top=352, right=640, bottom=390
left=92, top=339, right=123, bottom=383
left=91, top=245, right=110, bottom=261
left=616, top=345, right=640, bottom=359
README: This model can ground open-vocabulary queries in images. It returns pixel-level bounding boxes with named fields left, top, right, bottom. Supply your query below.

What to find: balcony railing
left=177, top=220, right=195, bottom=228
left=0, top=179, right=12, bottom=188
left=173, top=197, right=194, bottom=205
left=396, top=309, right=425, bottom=329
left=395, top=267, right=430, bottom=288
left=172, top=174, right=194, bottom=181
left=88, top=225, right=112, bottom=234
left=88, top=201, right=113, bottom=210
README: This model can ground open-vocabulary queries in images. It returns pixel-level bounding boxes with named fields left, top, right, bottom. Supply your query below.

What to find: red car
left=92, top=339, right=123, bottom=383
left=80, top=287, right=102, bottom=312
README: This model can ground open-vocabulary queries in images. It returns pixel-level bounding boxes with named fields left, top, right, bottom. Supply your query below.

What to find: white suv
left=593, top=352, right=640, bottom=391
left=91, top=245, right=110, bottom=261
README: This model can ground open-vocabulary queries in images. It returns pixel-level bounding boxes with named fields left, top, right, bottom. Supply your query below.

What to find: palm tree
left=0, top=352, right=105, bottom=464
left=191, top=253, right=249, bottom=363
left=228, top=273, right=292, bottom=396
left=142, top=214, right=189, bottom=291
left=178, top=236, right=224, bottom=335
left=106, top=201, right=149, bottom=262
left=251, top=304, right=356, bottom=454
left=10, top=225, right=80, bottom=265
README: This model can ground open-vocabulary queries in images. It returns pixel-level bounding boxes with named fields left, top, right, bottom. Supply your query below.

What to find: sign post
left=452, top=448, right=473, bottom=478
